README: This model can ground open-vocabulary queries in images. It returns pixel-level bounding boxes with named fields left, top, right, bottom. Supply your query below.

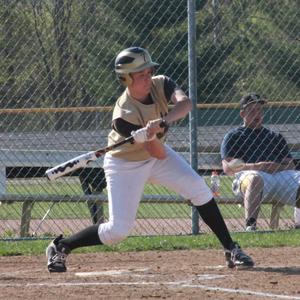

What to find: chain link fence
left=0, top=0, right=299, bottom=239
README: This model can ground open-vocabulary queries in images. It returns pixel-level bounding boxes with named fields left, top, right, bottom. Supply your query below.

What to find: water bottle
left=210, top=170, right=221, bottom=197
left=294, top=207, right=300, bottom=229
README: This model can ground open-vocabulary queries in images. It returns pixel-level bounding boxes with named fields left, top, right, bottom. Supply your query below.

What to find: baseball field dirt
left=1, top=247, right=300, bottom=299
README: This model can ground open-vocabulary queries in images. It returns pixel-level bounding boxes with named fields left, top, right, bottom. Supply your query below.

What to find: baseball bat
left=45, top=135, right=134, bottom=181
left=45, top=121, right=168, bottom=181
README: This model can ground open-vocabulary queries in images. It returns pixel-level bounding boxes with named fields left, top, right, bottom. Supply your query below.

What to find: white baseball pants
left=98, top=145, right=212, bottom=245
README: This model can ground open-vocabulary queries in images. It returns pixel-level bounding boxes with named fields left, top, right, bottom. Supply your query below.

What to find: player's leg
left=46, top=226, right=101, bottom=272
left=149, top=146, right=254, bottom=268
left=97, top=158, right=149, bottom=245
left=46, top=155, right=153, bottom=272
left=239, top=172, right=264, bottom=231
left=150, top=146, right=232, bottom=249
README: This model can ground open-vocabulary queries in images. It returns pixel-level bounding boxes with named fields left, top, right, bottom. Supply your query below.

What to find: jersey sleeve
left=112, top=118, right=142, bottom=138
left=163, top=76, right=178, bottom=103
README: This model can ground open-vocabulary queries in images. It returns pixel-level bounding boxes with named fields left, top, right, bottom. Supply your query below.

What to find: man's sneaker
left=224, top=242, right=254, bottom=269
left=46, top=235, right=68, bottom=272
left=246, top=224, right=256, bottom=232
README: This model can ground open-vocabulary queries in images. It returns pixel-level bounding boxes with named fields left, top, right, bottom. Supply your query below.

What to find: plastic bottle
left=294, top=207, right=300, bottom=229
left=210, top=170, right=221, bottom=197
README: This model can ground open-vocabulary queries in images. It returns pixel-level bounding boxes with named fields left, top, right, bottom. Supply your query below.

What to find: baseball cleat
left=225, top=242, right=254, bottom=269
left=46, top=235, right=68, bottom=272
left=246, top=224, right=257, bottom=232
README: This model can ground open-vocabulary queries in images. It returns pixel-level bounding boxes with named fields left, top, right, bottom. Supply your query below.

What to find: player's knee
left=98, top=221, right=132, bottom=245
left=181, top=175, right=213, bottom=206
left=248, top=174, right=264, bottom=189
left=241, top=173, right=264, bottom=194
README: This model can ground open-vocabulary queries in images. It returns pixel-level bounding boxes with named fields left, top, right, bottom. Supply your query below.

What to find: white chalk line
left=197, top=274, right=229, bottom=280
left=204, top=265, right=300, bottom=269
left=0, top=269, right=46, bottom=277
left=1, top=266, right=300, bottom=300
left=0, top=280, right=300, bottom=299
left=75, top=267, right=151, bottom=277
left=1, top=279, right=300, bottom=299
left=179, top=283, right=300, bottom=300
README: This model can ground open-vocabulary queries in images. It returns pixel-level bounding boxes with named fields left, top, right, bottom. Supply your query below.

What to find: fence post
left=188, top=0, right=200, bottom=234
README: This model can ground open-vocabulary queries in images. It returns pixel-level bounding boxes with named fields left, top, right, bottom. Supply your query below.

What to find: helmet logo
left=141, top=52, right=146, bottom=62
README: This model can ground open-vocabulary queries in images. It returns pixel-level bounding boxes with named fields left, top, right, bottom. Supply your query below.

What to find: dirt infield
left=1, top=247, right=300, bottom=299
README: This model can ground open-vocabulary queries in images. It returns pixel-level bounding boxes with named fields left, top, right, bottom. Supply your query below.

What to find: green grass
left=2, top=175, right=295, bottom=221
left=1, top=230, right=300, bottom=256
left=1, top=200, right=294, bottom=220
left=7, top=181, right=83, bottom=196
left=7, top=176, right=233, bottom=196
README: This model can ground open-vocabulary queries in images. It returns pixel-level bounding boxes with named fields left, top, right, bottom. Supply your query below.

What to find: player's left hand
left=146, top=118, right=167, bottom=137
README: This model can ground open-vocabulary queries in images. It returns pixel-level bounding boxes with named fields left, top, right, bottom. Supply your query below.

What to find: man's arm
left=223, top=157, right=295, bottom=175
left=222, top=130, right=296, bottom=175
left=222, top=157, right=245, bottom=175
left=243, top=159, right=295, bottom=173
left=254, top=133, right=296, bottom=173
left=221, top=131, right=244, bottom=175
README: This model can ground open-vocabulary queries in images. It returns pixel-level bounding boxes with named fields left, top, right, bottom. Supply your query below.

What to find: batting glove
left=131, top=128, right=156, bottom=143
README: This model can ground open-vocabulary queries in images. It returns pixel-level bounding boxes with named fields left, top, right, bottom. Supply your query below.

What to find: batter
left=46, top=47, right=254, bottom=272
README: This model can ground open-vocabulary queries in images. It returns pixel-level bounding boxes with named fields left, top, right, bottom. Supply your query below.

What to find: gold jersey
left=108, top=75, right=169, bottom=161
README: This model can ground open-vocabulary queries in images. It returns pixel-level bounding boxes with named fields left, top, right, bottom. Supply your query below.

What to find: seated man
left=221, top=93, right=300, bottom=231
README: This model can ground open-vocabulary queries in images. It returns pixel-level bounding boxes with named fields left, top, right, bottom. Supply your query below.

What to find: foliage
left=0, top=0, right=299, bottom=112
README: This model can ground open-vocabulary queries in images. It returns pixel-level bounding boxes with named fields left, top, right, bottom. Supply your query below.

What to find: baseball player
left=221, top=93, right=300, bottom=231
left=46, top=47, right=254, bottom=272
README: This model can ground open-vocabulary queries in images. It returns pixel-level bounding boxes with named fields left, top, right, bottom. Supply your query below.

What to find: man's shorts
left=232, top=170, right=300, bottom=206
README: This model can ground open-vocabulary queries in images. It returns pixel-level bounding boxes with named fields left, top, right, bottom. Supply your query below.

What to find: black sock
left=196, top=198, right=233, bottom=250
left=246, top=217, right=256, bottom=227
left=58, top=224, right=102, bottom=252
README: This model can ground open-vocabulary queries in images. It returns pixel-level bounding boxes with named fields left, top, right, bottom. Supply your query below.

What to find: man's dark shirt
left=221, top=126, right=292, bottom=163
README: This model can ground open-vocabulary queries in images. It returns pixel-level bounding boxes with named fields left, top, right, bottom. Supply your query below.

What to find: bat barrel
left=45, top=135, right=134, bottom=181
left=45, top=151, right=97, bottom=181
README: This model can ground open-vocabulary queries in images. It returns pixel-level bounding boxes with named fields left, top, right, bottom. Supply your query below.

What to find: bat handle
left=159, top=119, right=168, bottom=128
left=157, top=119, right=169, bottom=139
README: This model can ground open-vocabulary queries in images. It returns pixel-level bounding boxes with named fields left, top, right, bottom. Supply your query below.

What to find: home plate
left=75, top=268, right=150, bottom=277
